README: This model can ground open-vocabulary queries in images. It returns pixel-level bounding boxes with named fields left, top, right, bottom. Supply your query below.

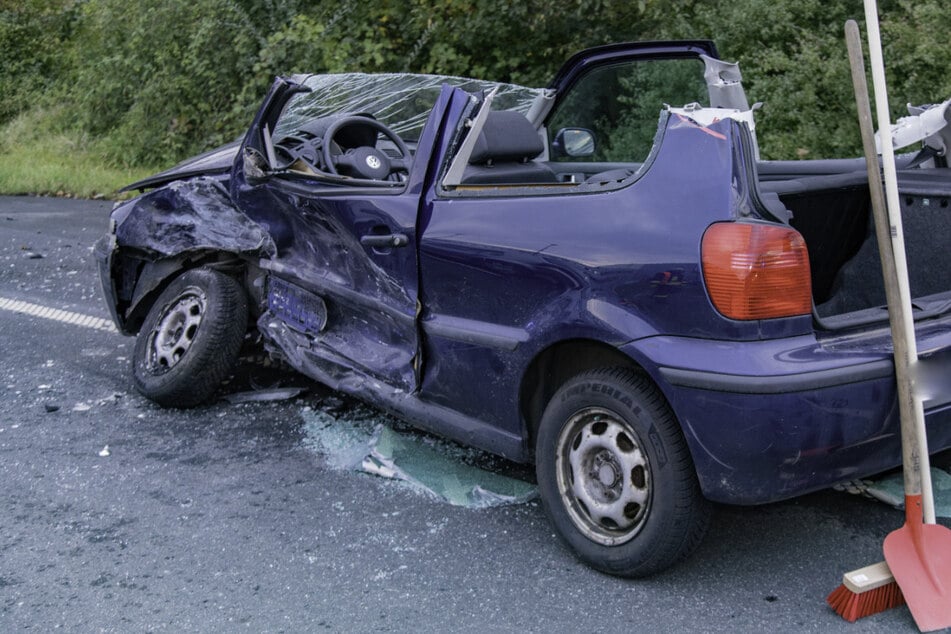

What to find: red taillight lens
left=701, top=222, right=812, bottom=320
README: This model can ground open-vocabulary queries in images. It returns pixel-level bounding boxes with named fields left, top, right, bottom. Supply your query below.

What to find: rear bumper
left=625, top=331, right=951, bottom=504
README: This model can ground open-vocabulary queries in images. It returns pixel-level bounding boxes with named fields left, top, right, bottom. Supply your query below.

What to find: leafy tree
left=884, top=0, right=951, bottom=107
left=645, top=0, right=950, bottom=158
left=4, top=0, right=947, bottom=168
left=66, top=0, right=259, bottom=165
left=0, top=0, right=76, bottom=123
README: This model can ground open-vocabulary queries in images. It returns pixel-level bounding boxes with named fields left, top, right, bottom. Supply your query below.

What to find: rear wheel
left=133, top=268, right=247, bottom=408
left=535, top=367, right=710, bottom=577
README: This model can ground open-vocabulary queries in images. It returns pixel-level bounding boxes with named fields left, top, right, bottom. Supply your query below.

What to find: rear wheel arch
left=519, top=338, right=701, bottom=476
left=519, top=339, right=640, bottom=451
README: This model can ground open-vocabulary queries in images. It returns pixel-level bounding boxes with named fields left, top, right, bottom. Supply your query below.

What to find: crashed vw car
left=95, top=41, right=951, bottom=576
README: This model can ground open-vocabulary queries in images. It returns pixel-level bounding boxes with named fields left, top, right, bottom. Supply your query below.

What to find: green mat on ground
left=864, top=468, right=951, bottom=518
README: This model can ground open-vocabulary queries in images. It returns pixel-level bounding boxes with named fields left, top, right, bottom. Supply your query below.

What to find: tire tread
left=132, top=268, right=248, bottom=408
left=536, top=366, right=710, bottom=577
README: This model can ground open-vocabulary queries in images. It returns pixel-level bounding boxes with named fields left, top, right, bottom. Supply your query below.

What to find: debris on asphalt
left=96, top=393, right=123, bottom=406
left=364, top=425, right=537, bottom=508
left=222, top=387, right=305, bottom=404
left=865, top=468, right=951, bottom=517
left=300, top=406, right=536, bottom=508
left=43, top=404, right=60, bottom=413
left=98, top=445, right=110, bottom=457
left=62, top=394, right=123, bottom=412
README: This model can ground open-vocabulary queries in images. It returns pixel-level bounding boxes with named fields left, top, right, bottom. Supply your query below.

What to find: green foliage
left=884, top=0, right=951, bottom=107
left=548, top=58, right=710, bottom=162
left=52, top=0, right=661, bottom=169
left=1, top=0, right=949, bottom=186
left=67, top=0, right=259, bottom=165
left=0, top=0, right=77, bottom=123
left=647, top=0, right=861, bottom=158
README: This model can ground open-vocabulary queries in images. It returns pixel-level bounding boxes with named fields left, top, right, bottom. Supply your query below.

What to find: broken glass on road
left=300, top=405, right=536, bottom=508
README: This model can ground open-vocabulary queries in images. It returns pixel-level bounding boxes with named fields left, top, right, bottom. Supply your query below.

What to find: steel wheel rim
left=555, top=406, right=652, bottom=546
left=146, top=288, right=205, bottom=373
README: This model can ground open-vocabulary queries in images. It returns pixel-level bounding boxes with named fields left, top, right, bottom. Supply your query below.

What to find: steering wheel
left=271, top=132, right=320, bottom=169
left=322, top=116, right=411, bottom=181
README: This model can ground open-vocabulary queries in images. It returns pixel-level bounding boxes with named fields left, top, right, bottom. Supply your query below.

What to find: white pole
left=862, top=0, right=935, bottom=524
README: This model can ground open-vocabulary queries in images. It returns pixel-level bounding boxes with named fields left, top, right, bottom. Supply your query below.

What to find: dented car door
left=229, top=81, right=425, bottom=395
left=244, top=183, right=421, bottom=394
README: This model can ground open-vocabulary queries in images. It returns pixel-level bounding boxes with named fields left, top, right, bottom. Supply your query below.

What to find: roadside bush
left=647, top=0, right=861, bottom=158
left=2, top=0, right=949, bottom=181
left=0, top=1, right=76, bottom=124
left=67, top=0, right=259, bottom=166
left=884, top=0, right=951, bottom=106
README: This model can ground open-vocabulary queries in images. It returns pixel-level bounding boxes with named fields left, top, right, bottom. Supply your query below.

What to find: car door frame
left=228, top=77, right=453, bottom=395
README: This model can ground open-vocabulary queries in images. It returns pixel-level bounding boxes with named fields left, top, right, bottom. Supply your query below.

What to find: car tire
left=535, top=367, right=710, bottom=577
left=132, top=268, right=248, bottom=408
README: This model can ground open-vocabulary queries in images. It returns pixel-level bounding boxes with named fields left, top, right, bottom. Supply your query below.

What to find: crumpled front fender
left=102, top=177, right=276, bottom=333
left=113, top=177, right=276, bottom=258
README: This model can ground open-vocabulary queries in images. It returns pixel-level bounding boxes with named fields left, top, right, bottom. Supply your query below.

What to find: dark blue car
left=95, top=41, right=951, bottom=576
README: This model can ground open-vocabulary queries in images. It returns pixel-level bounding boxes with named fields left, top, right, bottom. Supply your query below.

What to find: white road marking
left=0, top=297, right=118, bottom=333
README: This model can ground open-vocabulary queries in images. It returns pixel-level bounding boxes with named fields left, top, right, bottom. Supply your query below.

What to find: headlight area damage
left=96, top=177, right=275, bottom=335
left=95, top=40, right=951, bottom=579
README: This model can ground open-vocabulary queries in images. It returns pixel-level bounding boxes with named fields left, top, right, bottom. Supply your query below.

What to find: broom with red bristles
left=827, top=560, right=904, bottom=622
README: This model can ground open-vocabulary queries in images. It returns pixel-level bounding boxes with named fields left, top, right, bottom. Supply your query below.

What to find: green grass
left=0, top=109, right=160, bottom=199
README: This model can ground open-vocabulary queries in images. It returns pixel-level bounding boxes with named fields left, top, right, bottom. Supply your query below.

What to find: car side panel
left=418, top=116, right=754, bottom=437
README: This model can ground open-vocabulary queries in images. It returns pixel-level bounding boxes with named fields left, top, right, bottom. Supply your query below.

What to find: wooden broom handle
left=845, top=18, right=934, bottom=523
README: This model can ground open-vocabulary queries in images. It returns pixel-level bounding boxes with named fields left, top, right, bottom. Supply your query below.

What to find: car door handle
left=360, top=233, right=409, bottom=248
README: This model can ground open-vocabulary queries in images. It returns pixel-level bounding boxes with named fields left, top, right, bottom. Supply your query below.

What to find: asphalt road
left=0, top=195, right=947, bottom=632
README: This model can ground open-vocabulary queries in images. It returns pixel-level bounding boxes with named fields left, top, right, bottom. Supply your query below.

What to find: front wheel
left=133, top=268, right=248, bottom=408
left=535, top=367, right=710, bottom=577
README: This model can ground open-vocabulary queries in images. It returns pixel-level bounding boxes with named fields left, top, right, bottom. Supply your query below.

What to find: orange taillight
left=701, top=222, right=812, bottom=320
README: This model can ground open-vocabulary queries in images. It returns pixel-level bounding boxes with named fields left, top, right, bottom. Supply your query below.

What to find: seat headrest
left=469, top=111, right=544, bottom=165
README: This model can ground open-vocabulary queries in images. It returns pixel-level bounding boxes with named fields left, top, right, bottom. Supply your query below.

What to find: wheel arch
left=519, top=338, right=645, bottom=454
left=122, top=251, right=251, bottom=334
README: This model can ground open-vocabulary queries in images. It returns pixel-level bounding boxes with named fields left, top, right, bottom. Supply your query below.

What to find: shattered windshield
left=274, top=73, right=546, bottom=142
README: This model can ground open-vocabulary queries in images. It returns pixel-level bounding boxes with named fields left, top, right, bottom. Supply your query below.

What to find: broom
left=827, top=561, right=904, bottom=621
left=826, top=16, right=943, bottom=625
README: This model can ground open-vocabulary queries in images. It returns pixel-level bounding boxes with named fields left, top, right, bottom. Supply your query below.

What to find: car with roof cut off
left=95, top=40, right=951, bottom=576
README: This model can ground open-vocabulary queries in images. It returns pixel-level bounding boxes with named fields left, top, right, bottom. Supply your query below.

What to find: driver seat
left=461, top=111, right=557, bottom=185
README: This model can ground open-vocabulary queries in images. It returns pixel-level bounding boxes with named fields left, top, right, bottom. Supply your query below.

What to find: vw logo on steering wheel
left=366, top=155, right=382, bottom=170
